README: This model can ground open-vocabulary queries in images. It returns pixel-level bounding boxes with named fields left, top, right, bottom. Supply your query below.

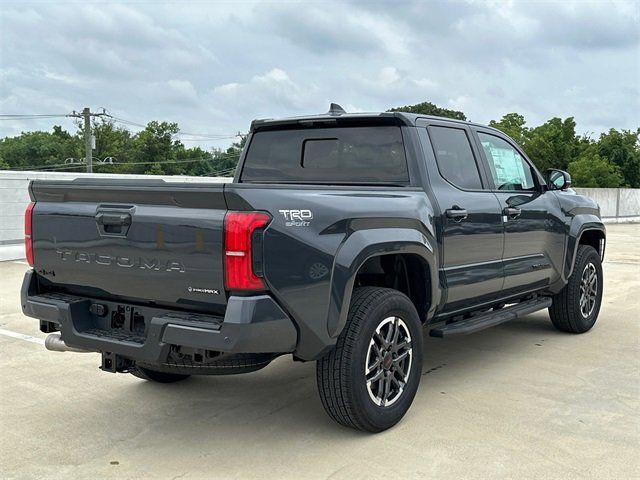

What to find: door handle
left=96, top=213, right=131, bottom=226
left=445, top=206, right=468, bottom=222
left=503, top=207, right=522, bottom=219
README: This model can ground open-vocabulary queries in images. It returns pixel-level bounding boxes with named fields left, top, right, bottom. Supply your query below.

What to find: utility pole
left=68, top=107, right=108, bottom=173
left=83, top=107, right=92, bottom=173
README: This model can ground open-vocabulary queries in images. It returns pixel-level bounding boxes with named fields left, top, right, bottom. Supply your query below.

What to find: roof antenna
left=326, top=103, right=346, bottom=116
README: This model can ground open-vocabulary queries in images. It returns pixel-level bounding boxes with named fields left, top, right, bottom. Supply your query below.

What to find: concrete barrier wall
left=574, top=188, right=640, bottom=223
left=0, top=171, right=232, bottom=256
left=0, top=171, right=637, bottom=260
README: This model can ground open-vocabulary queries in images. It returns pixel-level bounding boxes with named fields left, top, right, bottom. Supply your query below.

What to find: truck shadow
left=38, top=310, right=571, bottom=448
left=110, top=310, right=564, bottom=439
left=420, top=311, right=559, bottom=382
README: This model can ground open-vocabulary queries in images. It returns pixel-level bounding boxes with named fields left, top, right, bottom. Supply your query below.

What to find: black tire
left=316, top=287, right=423, bottom=433
left=192, top=353, right=275, bottom=375
left=130, top=365, right=190, bottom=383
left=549, top=245, right=603, bottom=333
left=134, top=353, right=276, bottom=377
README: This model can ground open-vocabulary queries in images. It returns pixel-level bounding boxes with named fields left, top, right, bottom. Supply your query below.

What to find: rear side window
left=241, top=126, right=408, bottom=184
left=429, top=126, right=483, bottom=190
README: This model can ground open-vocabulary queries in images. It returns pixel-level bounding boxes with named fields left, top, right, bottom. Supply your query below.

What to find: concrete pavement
left=1, top=225, right=638, bottom=479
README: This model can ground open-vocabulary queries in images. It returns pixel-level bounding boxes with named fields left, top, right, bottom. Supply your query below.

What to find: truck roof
left=250, top=103, right=499, bottom=133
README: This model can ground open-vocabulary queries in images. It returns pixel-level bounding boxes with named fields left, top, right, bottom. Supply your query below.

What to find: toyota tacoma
left=21, top=104, right=605, bottom=432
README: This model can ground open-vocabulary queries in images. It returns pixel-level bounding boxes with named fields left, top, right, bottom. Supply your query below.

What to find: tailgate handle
left=95, top=209, right=133, bottom=236
left=96, top=213, right=131, bottom=226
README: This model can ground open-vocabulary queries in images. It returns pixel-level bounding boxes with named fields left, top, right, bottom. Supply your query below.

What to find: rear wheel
left=549, top=245, right=603, bottom=333
left=316, top=287, right=423, bottom=432
left=130, top=365, right=190, bottom=383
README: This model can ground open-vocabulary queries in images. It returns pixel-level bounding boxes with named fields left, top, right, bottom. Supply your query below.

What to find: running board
left=429, top=297, right=552, bottom=338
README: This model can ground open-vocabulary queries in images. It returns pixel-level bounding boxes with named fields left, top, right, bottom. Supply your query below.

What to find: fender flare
left=326, top=227, right=439, bottom=338
left=563, top=215, right=606, bottom=281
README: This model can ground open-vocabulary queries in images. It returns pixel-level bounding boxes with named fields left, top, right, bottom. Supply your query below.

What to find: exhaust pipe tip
left=45, top=333, right=89, bottom=353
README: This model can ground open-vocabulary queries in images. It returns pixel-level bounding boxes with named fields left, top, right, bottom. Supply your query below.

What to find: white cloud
left=209, top=67, right=320, bottom=122
left=167, top=80, right=198, bottom=102
left=0, top=0, right=637, bottom=149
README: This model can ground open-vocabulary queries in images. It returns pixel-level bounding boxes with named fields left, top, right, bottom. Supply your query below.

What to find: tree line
left=0, top=120, right=243, bottom=177
left=390, top=102, right=639, bottom=188
left=1, top=101, right=638, bottom=188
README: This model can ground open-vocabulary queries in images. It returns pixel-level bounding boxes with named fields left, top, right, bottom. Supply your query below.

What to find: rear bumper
left=21, top=270, right=297, bottom=365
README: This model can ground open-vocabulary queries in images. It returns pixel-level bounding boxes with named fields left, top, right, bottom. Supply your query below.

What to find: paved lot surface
left=1, top=224, right=638, bottom=479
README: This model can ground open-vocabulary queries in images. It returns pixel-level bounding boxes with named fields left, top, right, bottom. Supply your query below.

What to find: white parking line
left=0, top=327, right=45, bottom=345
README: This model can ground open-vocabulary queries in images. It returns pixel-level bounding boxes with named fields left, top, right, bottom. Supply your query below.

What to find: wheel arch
left=564, top=216, right=606, bottom=281
left=327, top=227, right=438, bottom=339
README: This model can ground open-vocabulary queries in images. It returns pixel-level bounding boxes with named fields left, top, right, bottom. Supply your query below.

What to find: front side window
left=478, top=133, right=536, bottom=191
left=429, top=126, right=483, bottom=190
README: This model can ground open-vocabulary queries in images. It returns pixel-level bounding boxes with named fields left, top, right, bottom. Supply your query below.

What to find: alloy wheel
left=365, top=316, right=413, bottom=407
left=579, top=262, right=598, bottom=318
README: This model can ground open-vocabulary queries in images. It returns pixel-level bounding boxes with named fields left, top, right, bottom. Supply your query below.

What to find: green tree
left=2, top=110, right=637, bottom=186
left=388, top=101, right=466, bottom=120
left=92, top=119, right=132, bottom=161
left=596, top=128, right=640, bottom=187
left=89, top=119, right=134, bottom=174
left=212, top=135, right=246, bottom=176
left=0, top=127, right=80, bottom=169
left=523, top=117, right=580, bottom=172
left=177, top=146, right=214, bottom=176
left=568, top=150, right=624, bottom=187
left=129, top=121, right=181, bottom=174
left=489, top=113, right=528, bottom=146
left=144, top=163, right=165, bottom=175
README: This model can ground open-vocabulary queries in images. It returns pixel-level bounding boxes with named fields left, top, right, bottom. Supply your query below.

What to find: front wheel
left=316, top=287, right=423, bottom=432
left=549, top=245, right=603, bottom=333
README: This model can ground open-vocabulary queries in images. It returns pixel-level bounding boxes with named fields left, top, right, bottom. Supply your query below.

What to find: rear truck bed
left=21, top=178, right=297, bottom=372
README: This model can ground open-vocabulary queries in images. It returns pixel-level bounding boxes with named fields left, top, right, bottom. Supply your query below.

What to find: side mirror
left=546, top=169, right=571, bottom=191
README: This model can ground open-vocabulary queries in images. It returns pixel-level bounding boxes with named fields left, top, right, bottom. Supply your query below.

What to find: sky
left=0, top=0, right=639, bottom=149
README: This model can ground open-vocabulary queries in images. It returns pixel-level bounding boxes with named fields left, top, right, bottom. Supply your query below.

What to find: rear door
left=471, top=129, right=565, bottom=294
left=417, top=121, right=505, bottom=314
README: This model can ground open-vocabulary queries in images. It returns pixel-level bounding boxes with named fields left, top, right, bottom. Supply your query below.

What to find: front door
left=418, top=123, right=505, bottom=314
left=472, top=129, right=565, bottom=295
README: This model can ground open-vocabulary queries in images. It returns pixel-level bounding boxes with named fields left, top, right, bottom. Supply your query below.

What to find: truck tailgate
left=30, top=179, right=228, bottom=313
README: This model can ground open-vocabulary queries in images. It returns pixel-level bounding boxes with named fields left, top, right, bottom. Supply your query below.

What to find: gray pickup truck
left=21, top=104, right=605, bottom=432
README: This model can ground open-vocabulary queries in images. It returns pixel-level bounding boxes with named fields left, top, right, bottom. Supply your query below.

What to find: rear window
left=240, top=126, right=409, bottom=184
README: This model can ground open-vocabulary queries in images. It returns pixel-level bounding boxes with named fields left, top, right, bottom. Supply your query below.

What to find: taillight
left=24, top=202, right=35, bottom=266
left=224, top=211, right=270, bottom=290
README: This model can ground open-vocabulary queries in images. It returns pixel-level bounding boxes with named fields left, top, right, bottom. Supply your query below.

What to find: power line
left=17, top=163, right=238, bottom=177
left=0, top=110, right=246, bottom=139
left=8, top=150, right=242, bottom=172
left=0, top=114, right=70, bottom=117
left=0, top=114, right=72, bottom=120
left=11, top=161, right=238, bottom=175
left=178, top=137, right=239, bottom=141
left=106, top=113, right=242, bottom=139
left=107, top=115, right=147, bottom=129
